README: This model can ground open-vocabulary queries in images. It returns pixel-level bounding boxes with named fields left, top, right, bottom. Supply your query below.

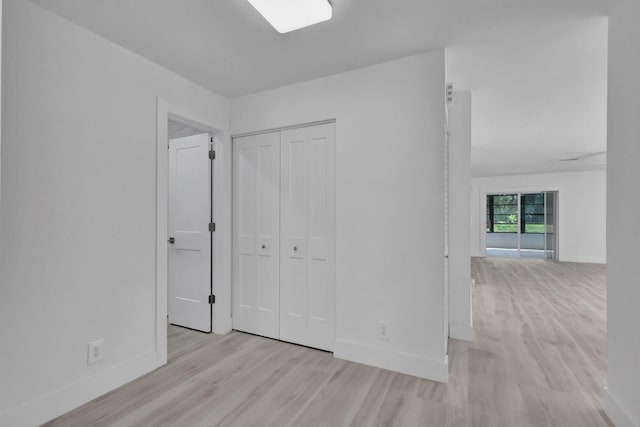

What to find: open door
left=168, top=133, right=213, bottom=333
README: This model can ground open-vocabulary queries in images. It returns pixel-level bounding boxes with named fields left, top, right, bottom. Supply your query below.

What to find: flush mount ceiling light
left=246, top=0, right=333, bottom=33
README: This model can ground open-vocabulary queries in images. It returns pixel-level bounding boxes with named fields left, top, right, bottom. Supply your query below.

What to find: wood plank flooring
left=43, top=258, right=611, bottom=426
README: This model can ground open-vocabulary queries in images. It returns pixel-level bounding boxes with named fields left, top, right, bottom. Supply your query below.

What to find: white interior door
left=232, top=132, right=281, bottom=339
left=280, top=123, right=336, bottom=351
left=168, top=133, right=212, bottom=333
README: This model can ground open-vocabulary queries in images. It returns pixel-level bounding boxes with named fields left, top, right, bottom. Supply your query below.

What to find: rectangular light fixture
left=246, top=0, right=333, bottom=34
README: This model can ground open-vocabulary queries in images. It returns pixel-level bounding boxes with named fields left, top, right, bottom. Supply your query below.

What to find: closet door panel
left=232, top=132, right=280, bottom=339
left=280, top=123, right=335, bottom=351
left=280, top=133, right=307, bottom=341
left=288, top=259, right=306, bottom=318
left=236, top=144, right=257, bottom=313
left=306, top=126, right=335, bottom=349
left=308, top=136, right=328, bottom=321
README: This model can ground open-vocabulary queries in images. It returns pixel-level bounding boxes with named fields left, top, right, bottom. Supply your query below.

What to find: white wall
left=471, top=170, right=606, bottom=264
left=448, top=92, right=473, bottom=341
left=0, top=1, right=229, bottom=425
left=604, top=1, right=640, bottom=425
left=231, top=51, right=448, bottom=382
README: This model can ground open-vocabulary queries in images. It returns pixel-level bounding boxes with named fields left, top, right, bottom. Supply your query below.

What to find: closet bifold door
left=280, top=123, right=336, bottom=351
left=232, top=132, right=281, bottom=339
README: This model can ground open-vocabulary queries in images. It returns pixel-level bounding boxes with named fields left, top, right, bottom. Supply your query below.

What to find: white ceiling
left=29, top=0, right=611, bottom=176
left=447, top=16, right=609, bottom=176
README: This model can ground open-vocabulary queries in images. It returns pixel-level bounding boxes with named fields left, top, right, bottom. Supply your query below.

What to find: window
left=486, top=194, right=518, bottom=233
left=486, top=193, right=545, bottom=234
left=520, top=193, right=545, bottom=234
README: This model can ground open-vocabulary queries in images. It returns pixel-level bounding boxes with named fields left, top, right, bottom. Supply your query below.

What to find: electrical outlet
left=87, top=339, right=104, bottom=365
left=378, top=321, right=390, bottom=341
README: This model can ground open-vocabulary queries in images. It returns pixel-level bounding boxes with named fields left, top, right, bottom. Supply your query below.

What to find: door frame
left=155, top=97, right=232, bottom=367
left=480, top=185, right=562, bottom=260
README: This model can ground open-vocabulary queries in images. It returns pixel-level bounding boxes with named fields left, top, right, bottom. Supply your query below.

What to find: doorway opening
left=155, top=96, right=232, bottom=367
left=485, top=191, right=558, bottom=260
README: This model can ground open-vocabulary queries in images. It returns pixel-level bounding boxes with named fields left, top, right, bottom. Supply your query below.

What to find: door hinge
left=446, top=82, right=454, bottom=105
left=208, top=295, right=215, bottom=304
left=209, top=222, right=216, bottom=232
left=209, top=150, right=216, bottom=160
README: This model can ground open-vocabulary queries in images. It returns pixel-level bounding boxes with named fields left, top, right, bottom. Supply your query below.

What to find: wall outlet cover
left=87, top=339, right=104, bottom=365
left=378, top=321, right=390, bottom=341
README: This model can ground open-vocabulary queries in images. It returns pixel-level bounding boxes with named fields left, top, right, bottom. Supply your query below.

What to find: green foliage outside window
left=486, top=193, right=546, bottom=234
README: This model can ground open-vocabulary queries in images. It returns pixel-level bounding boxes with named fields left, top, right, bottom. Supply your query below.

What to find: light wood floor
left=43, top=258, right=611, bottom=426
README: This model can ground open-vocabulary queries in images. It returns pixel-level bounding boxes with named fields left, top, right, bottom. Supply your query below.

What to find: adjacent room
left=1, top=0, right=639, bottom=426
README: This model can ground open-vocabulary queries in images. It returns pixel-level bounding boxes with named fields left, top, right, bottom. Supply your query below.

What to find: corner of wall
left=449, top=323, right=474, bottom=342
left=334, top=339, right=449, bottom=383
left=603, top=387, right=639, bottom=427
left=214, top=317, right=233, bottom=335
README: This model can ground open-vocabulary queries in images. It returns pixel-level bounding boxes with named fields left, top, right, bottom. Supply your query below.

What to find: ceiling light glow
left=246, top=0, right=333, bottom=33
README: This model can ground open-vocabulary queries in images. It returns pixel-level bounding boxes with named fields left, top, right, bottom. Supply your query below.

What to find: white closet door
left=232, top=132, right=281, bottom=339
left=280, top=123, right=336, bottom=351
left=168, top=133, right=212, bottom=333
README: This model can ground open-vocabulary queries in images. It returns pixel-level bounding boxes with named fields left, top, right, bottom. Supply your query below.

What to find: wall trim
left=449, top=322, right=474, bottom=342
left=603, top=387, right=639, bottom=427
left=0, top=351, right=159, bottom=427
left=334, top=339, right=449, bottom=383
left=230, top=118, right=336, bottom=139
left=558, top=256, right=606, bottom=264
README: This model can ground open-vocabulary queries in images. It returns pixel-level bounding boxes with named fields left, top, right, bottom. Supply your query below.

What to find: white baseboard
left=603, top=387, right=639, bottom=427
left=0, top=350, right=160, bottom=427
left=214, top=316, right=233, bottom=335
left=449, top=322, right=474, bottom=342
left=334, top=339, right=448, bottom=383
left=559, top=256, right=606, bottom=264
